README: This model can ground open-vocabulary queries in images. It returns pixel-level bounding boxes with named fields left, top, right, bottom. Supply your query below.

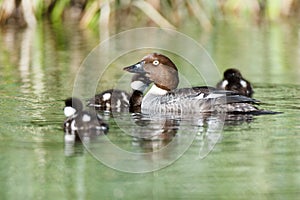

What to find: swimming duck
left=123, top=53, right=268, bottom=115
left=87, top=74, right=151, bottom=113
left=87, top=89, right=130, bottom=112
left=63, top=97, right=108, bottom=142
left=216, top=68, right=254, bottom=97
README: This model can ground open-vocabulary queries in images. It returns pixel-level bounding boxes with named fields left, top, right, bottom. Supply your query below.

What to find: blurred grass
left=0, top=0, right=299, bottom=30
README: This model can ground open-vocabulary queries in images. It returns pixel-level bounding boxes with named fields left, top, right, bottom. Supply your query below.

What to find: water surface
left=0, top=21, right=299, bottom=199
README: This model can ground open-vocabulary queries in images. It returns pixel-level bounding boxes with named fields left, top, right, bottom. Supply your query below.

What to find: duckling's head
left=64, top=97, right=83, bottom=117
left=223, top=68, right=243, bottom=81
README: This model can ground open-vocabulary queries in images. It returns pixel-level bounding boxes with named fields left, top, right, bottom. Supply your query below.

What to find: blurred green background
left=1, top=0, right=300, bottom=86
left=0, top=1, right=300, bottom=200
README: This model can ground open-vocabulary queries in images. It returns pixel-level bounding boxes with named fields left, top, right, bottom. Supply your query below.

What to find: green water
left=0, top=20, right=300, bottom=199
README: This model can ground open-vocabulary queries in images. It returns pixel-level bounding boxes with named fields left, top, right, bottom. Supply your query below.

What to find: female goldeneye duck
left=216, top=68, right=254, bottom=97
left=87, top=74, right=152, bottom=113
left=63, top=97, right=108, bottom=142
left=123, top=53, right=274, bottom=114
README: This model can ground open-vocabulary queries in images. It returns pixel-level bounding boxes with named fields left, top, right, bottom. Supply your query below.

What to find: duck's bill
left=123, top=61, right=145, bottom=73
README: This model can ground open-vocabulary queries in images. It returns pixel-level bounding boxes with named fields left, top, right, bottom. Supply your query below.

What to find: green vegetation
left=0, top=0, right=299, bottom=30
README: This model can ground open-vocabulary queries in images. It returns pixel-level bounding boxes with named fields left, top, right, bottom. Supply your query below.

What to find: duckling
left=63, top=97, right=108, bottom=142
left=87, top=74, right=152, bottom=113
left=216, top=68, right=254, bottom=97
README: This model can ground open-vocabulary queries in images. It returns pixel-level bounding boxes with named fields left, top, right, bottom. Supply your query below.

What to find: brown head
left=124, top=53, right=179, bottom=91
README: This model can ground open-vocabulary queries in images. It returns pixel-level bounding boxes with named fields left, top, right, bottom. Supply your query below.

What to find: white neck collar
left=146, top=84, right=168, bottom=95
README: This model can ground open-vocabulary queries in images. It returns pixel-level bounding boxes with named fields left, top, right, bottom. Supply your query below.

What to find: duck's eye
left=152, top=60, right=159, bottom=66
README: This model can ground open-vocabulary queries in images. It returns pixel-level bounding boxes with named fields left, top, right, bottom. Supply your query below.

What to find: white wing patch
left=121, top=92, right=129, bottom=103
left=194, top=93, right=205, bottom=99
left=102, top=93, right=111, bottom=101
left=116, top=99, right=121, bottom=107
left=71, top=120, right=77, bottom=130
left=82, top=114, right=91, bottom=122
left=221, top=80, right=228, bottom=88
left=205, top=93, right=225, bottom=99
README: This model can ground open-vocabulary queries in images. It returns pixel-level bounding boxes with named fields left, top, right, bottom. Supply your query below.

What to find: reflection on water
left=0, top=21, right=300, bottom=199
left=65, top=111, right=259, bottom=172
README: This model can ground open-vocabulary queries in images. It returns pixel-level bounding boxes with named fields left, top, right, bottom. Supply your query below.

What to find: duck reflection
left=127, top=111, right=256, bottom=156
left=64, top=110, right=258, bottom=172
left=125, top=112, right=227, bottom=157
left=224, top=113, right=254, bottom=125
left=64, top=129, right=106, bottom=157
left=64, top=135, right=84, bottom=157
left=130, top=115, right=180, bottom=152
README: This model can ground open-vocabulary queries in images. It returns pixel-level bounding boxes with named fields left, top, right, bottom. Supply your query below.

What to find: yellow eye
left=152, top=60, right=159, bottom=66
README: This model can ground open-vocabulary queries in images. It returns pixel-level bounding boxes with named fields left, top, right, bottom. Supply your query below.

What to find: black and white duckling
left=216, top=68, right=254, bottom=97
left=63, top=97, right=108, bottom=142
left=87, top=74, right=151, bottom=113
left=87, top=89, right=130, bottom=112
left=123, top=53, right=276, bottom=115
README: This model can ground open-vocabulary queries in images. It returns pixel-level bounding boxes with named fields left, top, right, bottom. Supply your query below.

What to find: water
left=0, top=21, right=300, bottom=199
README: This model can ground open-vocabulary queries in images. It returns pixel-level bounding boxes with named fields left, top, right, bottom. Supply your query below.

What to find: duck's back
left=141, top=87, right=259, bottom=114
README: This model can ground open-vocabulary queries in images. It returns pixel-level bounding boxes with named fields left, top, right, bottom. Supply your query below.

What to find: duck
left=87, top=74, right=152, bottom=113
left=216, top=68, right=254, bottom=97
left=87, top=89, right=130, bottom=112
left=63, top=97, right=108, bottom=142
left=123, top=53, right=271, bottom=115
